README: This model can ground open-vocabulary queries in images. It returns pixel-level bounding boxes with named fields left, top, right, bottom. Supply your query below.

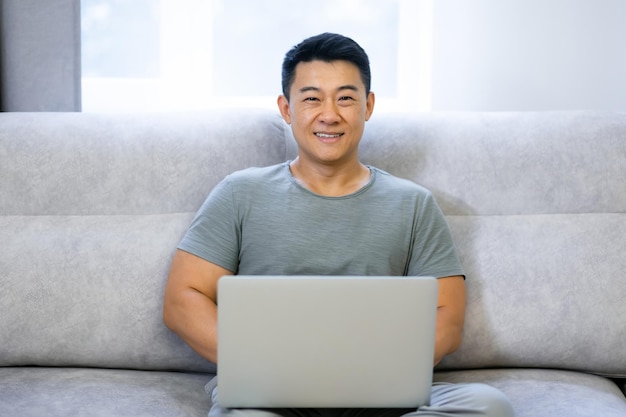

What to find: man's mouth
left=315, top=132, right=343, bottom=139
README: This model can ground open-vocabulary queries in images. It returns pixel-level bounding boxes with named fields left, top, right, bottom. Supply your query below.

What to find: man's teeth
left=316, top=133, right=342, bottom=138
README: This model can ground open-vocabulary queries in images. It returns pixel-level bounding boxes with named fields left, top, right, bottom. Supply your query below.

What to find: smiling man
left=163, top=33, right=514, bottom=417
left=277, top=59, right=374, bottom=196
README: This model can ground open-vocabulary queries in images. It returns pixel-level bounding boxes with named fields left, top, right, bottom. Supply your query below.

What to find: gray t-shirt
left=178, top=162, right=464, bottom=278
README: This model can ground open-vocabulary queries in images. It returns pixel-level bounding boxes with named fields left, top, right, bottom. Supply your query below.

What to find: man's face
left=278, top=60, right=375, bottom=167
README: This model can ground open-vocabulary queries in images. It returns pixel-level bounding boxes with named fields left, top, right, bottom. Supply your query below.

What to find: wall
left=431, top=0, right=626, bottom=111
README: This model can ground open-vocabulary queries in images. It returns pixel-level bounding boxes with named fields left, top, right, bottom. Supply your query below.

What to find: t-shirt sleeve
left=408, top=192, right=465, bottom=279
left=177, top=177, right=240, bottom=273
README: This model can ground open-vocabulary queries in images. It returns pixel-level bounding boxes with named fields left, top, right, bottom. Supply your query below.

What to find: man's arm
left=433, top=275, right=466, bottom=366
left=163, top=249, right=233, bottom=364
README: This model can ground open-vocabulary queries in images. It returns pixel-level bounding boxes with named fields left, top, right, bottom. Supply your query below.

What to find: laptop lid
left=217, top=276, right=438, bottom=409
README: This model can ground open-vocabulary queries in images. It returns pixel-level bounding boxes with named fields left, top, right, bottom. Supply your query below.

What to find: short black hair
left=281, top=33, right=371, bottom=100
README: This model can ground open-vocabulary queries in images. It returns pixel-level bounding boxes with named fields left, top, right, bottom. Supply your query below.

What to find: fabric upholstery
left=440, top=213, right=626, bottom=375
left=0, top=110, right=287, bottom=216
left=0, top=367, right=213, bottom=417
left=1, top=110, right=625, bottom=416
left=435, top=369, right=626, bottom=417
left=0, top=109, right=288, bottom=373
left=352, top=111, right=626, bottom=375
left=357, top=111, right=626, bottom=216
left=0, top=213, right=206, bottom=371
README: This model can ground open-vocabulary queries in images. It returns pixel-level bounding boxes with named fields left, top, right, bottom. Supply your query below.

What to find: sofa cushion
left=0, top=213, right=212, bottom=372
left=359, top=111, right=626, bottom=216
left=0, top=367, right=213, bottom=417
left=435, top=368, right=626, bottom=417
left=0, top=110, right=288, bottom=216
left=439, top=213, right=626, bottom=376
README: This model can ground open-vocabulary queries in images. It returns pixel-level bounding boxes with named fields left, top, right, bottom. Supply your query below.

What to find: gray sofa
left=1, top=109, right=625, bottom=417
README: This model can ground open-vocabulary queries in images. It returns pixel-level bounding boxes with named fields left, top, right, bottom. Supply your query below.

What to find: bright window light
left=81, top=0, right=432, bottom=112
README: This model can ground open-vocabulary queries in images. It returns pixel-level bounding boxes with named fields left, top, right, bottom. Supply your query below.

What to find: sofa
left=1, top=109, right=625, bottom=417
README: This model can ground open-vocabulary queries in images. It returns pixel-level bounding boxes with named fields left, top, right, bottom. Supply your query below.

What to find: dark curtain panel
left=0, top=0, right=81, bottom=111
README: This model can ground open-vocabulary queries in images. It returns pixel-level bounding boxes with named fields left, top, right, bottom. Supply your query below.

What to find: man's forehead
left=292, top=60, right=364, bottom=91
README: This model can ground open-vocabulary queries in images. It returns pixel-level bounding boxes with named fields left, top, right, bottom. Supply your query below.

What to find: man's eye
left=339, top=96, right=354, bottom=101
left=304, top=97, right=318, bottom=102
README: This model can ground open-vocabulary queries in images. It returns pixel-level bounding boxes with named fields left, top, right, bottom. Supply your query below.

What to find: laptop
left=217, top=275, right=438, bottom=409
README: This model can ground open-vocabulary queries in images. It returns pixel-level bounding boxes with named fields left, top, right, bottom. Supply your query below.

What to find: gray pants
left=207, top=381, right=515, bottom=417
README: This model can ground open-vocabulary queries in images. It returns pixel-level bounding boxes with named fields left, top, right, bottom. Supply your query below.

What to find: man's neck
left=289, top=158, right=371, bottom=197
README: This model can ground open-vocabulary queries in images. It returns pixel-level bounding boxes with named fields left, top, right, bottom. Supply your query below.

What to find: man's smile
left=315, top=132, right=344, bottom=141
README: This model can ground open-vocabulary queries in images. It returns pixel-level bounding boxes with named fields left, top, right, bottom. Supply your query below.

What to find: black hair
left=281, top=33, right=371, bottom=100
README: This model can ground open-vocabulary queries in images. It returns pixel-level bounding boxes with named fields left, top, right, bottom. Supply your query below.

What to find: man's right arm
left=163, top=249, right=233, bottom=364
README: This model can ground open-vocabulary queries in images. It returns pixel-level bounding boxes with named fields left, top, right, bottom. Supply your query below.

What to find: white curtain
left=0, top=0, right=81, bottom=111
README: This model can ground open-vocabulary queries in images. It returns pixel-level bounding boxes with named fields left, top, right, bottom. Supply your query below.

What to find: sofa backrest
left=1, top=110, right=625, bottom=377
left=0, top=110, right=287, bottom=372
left=356, top=111, right=626, bottom=377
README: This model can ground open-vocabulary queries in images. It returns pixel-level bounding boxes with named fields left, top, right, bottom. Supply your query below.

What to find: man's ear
left=365, top=91, right=375, bottom=121
left=277, top=95, right=292, bottom=124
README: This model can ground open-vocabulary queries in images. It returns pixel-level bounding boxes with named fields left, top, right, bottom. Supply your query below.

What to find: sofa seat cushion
left=0, top=367, right=214, bottom=417
left=435, top=368, right=626, bottom=417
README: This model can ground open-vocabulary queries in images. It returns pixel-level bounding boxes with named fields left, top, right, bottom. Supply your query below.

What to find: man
left=163, top=33, right=514, bottom=417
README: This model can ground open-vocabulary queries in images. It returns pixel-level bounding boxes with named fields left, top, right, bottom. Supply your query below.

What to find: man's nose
left=318, top=100, right=341, bottom=123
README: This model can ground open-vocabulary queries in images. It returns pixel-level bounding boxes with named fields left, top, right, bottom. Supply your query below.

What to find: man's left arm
left=433, top=275, right=466, bottom=366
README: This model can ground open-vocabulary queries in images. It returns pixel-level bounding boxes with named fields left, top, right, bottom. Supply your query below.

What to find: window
left=81, top=0, right=433, bottom=112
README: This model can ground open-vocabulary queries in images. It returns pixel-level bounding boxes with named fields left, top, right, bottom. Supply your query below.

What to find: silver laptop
left=217, top=276, right=438, bottom=409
